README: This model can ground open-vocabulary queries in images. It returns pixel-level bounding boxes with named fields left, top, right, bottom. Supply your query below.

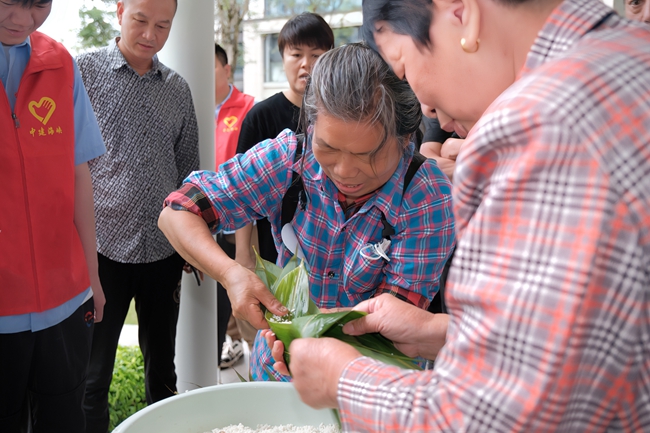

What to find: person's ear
left=117, top=1, right=125, bottom=25
left=433, top=0, right=481, bottom=52
left=459, top=0, right=481, bottom=53
left=225, top=64, right=232, bottom=79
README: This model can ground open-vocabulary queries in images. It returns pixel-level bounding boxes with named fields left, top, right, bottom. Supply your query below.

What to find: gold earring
left=461, top=38, right=480, bottom=53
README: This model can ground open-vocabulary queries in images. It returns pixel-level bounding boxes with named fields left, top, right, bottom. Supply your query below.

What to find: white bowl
left=112, top=382, right=339, bottom=433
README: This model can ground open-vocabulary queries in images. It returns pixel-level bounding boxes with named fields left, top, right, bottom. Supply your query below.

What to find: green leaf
left=292, top=311, right=361, bottom=338
left=270, top=254, right=300, bottom=293
left=255, top=246, right=420, bottom=372
left=272, top=262, right=311, bottom=315
left=331, top=408, right=342, bottom=429
left=263, top=366, right=278, bottom=381
left=293, top=311, right=421, bottom=370
left=325, top=325, right=421, bottom=370
left=232, top=368, right=248, bottom=383
left=254, top=246, right=282, bottom=293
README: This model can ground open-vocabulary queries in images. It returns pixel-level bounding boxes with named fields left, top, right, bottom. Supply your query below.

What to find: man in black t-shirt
left=234, top=12, right=334, bottom=269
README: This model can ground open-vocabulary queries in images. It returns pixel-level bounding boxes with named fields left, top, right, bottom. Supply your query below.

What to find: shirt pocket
left=342, top=246, right=386, bottom=306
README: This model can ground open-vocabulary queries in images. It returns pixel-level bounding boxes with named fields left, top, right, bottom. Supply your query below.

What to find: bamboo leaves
left=256, top=251, right=421, bottom=371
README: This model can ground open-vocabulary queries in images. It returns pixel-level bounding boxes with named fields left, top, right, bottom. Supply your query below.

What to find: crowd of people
left=1, top=0, right=649, bottom=432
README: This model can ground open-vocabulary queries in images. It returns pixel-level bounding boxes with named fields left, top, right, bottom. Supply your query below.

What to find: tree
left=214, top=0, right=250, bottom=80
left=77, top=0, right=119, bottom=51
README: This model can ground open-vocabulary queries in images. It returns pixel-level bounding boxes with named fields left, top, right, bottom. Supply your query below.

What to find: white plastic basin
left=112, top=382, right=339, bottom=433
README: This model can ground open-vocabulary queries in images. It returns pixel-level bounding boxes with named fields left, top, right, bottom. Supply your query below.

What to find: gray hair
left=301, top=42, right=421, bottom=158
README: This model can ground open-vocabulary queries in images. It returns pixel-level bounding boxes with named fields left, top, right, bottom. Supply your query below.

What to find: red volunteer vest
left=0, top=32, right=89, bottom=315
left=214, top=86, right=254, bottom=168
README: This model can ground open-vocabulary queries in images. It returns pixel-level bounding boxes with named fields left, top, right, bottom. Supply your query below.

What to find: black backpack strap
left=280, top=134, right=306, bottom=228
left=380, top=150, right=427, bottom=239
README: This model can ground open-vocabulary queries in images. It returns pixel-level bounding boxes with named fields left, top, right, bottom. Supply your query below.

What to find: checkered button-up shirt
left=77, top=40, right=199, bottom=263
left=164, top=128, right=456, bottom=380
left=338, top=0, right=650, bottom=431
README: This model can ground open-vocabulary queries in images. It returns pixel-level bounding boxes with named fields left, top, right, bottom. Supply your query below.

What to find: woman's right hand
left=221, top=263, right=289, bottom=329
left=158, top=207, right=287, bottom=328
left=343, top=294, right=449, bottom=360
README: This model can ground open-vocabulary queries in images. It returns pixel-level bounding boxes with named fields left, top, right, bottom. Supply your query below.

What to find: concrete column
left=158, top=0, right=219, bottom=391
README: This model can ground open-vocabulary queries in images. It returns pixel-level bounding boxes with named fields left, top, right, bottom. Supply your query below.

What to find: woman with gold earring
left=267, top=0, right=650, bottom=431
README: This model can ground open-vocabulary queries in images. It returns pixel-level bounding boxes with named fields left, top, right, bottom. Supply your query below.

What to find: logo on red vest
left=28, top=97, right=56, bottom=125
left=222, top=115, right=240, bottom=133
left=26, top=97, right=66, bottom=138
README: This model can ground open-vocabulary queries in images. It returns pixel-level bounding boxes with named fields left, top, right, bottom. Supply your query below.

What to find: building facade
left=241, top=0, right=363, bottom=100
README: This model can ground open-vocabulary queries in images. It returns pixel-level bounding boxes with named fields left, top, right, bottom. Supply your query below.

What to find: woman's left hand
left=261, top=329, right=291, bottom=376
left=262, top=329, right=361, bottom=408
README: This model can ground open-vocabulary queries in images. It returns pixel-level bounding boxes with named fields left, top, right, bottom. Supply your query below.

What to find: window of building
left=264, top=26, right=361, bottom=83
left=264, top=0, right=362, bottom=18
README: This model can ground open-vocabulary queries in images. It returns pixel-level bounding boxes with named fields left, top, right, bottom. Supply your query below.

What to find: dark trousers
left=83, top=253, right=184, bottom=433
left=0, top=298, right=95, bottom=433
left=216, top=233, right=235, bottom=360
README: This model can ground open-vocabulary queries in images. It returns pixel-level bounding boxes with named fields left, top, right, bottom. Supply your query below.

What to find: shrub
left=108, top=345, right=147, bottom=431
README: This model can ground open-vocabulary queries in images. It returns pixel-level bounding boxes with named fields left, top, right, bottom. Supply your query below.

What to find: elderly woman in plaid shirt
left=266, top=0, right=650, bottom=431
left=158, top=43, right=456, bottom=381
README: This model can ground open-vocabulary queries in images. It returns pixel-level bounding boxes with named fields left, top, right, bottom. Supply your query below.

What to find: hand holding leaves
left=255, top=251, right=421, bottom=371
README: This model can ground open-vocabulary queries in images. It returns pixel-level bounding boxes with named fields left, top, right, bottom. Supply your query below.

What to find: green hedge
left=108, top=345, right=147, bottom=431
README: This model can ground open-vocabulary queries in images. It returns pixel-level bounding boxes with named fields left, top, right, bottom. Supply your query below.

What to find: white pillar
left=158, top=0, right=219, bottom=391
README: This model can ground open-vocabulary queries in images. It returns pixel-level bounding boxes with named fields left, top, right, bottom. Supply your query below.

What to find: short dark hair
left=362, top=0, right=433, bottom=52
left=12, top=0, right=52, bottom=6
left=362, top=0, right=535, bottom=52
left=215, top=43, right=228, bottom=66
left=120, top=0, right=178, bottom=11
left=277, top=12, right=334, bottom=57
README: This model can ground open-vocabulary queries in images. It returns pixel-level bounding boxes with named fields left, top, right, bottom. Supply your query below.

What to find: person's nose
left=421, top=104, right=437, bottom=119
left=142, top=24, right=155, bottom=41
left=305, top=58, right=317, bottom=73
left=300, top=55, right=311, bottom=70
left=332, top=153, right=359, bottom=179
left=643, top=2, right=650, bottom=23
left=436, top=111, right=454, bottom=132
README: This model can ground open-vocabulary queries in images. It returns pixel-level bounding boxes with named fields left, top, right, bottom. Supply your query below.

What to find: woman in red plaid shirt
left=269, top=0, right=650, bottom=431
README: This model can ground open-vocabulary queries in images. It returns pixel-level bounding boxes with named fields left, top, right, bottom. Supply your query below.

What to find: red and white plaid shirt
left=338, top=0, right=650, bottom=431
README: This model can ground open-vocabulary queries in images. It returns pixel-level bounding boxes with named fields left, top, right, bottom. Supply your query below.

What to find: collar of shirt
left=215, top=83, right=233, bottom=118
left=0, top=36, right=32, bottom=111
left=337, top=188, right=375, bottom=220
left=521, top=0, right=614, bottom=77
left=107, top=37, right=162, bottom=76
left=300, top=132, right=416, bottom=230
left=1, top=44, right=10, bottom=62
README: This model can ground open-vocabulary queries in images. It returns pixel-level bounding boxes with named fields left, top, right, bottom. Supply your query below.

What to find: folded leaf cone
left=255, top=250, right=421, bottom=370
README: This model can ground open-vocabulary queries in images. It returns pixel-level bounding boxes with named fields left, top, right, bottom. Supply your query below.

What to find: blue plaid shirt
left=165, top=129, right=455, bottom=380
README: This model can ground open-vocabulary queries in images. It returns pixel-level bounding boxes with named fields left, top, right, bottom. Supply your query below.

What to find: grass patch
left=109, top=345, right=146, bottom=431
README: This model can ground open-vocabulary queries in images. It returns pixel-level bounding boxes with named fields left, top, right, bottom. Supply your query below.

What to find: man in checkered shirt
left=272, top=0, right=650, bottom=431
